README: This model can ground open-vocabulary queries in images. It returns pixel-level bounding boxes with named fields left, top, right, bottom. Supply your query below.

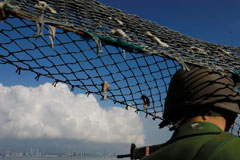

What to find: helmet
left=160, top=66, right=240, bottom=128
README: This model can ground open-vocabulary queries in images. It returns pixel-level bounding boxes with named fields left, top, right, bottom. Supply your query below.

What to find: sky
left=0, top=0, right=239, bottom=155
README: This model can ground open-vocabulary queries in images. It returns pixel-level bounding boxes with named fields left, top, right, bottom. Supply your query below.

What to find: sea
left=0, top=157, right=118, bottom=160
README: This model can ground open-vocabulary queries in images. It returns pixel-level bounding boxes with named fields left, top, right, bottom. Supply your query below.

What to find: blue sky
left=0, top=0, right=239, bottom=154
left=98, top=0, right=240, bottom=47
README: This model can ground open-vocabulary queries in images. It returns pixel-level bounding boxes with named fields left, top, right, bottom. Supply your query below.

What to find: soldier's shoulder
left=210, top=133, right=240, bottom=160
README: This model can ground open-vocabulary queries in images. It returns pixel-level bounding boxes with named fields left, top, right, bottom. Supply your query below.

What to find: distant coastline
left=0, top=149, right=117, bottom=159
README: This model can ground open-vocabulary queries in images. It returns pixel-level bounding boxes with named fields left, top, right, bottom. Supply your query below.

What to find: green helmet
left=160, top=66, right=240, bottom=128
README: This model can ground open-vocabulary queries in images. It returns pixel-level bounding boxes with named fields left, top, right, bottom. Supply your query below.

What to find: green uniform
left=141, top=122, right=240, bottom=160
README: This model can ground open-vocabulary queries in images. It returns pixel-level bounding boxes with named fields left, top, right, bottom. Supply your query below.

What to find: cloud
left=0, top=83, right=144, bottom=145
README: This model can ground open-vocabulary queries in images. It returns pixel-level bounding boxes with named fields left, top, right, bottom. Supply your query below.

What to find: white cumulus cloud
left=0, top=83, right=144, bottom=145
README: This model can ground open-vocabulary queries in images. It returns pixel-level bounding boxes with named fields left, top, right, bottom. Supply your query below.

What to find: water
left=0, top=157, right=118, bottom=160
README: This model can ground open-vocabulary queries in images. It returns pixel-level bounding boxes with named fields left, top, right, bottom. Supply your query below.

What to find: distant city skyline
left=1, top=147, right=116, bottom=158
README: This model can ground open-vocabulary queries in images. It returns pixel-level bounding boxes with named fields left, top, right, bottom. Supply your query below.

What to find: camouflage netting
left=0, top=0, right=240, bottom=135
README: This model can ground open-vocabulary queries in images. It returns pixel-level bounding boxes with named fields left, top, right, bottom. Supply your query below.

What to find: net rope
left=0, top=0, right=240, bottom=133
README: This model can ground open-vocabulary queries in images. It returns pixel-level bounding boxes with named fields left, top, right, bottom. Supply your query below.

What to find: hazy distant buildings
left=2, top=148, right=116, bottom=158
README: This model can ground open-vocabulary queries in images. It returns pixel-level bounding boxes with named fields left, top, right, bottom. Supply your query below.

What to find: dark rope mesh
left=0, top=0, right=240, bottom=134
left=0, top=16, right=180, bottom=120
